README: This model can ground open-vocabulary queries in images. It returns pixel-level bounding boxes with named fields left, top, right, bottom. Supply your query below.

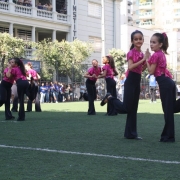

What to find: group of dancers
left=1, top=59, right=40, bottom=121
left=85, top=30, right=180, bottom=142
left=1, top=30, right=180, bottom=142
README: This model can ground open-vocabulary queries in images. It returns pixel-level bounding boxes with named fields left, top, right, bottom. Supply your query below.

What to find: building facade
left=120, top=0, right=133, bottom=26
left=133, top=0, right=180, bottom=32
left=132, top=0, right=180, bottom=72
left=0, top=0, right=122, bottom=66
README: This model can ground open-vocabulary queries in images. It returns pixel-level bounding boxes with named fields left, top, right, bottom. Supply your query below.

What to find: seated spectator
left=43, top=3, right=48, bottom=11
left=37, top=2, right=43, bottom=9
left=47, top=3, right=52, bottom=11
left=17, top=0, right=23, bottom=5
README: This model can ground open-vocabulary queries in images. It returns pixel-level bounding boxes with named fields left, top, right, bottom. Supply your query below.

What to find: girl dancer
left=101, top=30, right=147, bottom=140
left=5, top=58, right=29, bottom=121
left=25, top=62, right=41, bottom=112
left=84, top=59, right=101, bottom=115
left=1, top=61, right=16, bottom=120
left=146, top=33, right=180, bottom=142
left=98, top=55, right=118, bottom=116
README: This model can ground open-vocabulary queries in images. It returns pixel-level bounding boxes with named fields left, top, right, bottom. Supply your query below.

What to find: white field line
left=0, top=144, right=180, bottom=164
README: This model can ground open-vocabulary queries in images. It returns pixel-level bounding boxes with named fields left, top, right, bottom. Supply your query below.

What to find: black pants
left=12, top=96, right=18, bottom=111
left=1, top=80, right=13, bottom=119
left=156, top=75, right=177, bottom=142
left=16, top=79, right=29, bottom=120
left=108, top=72, right=141, bottom=138
left=27, top=82, right=41, bottom=112
left=86, top=79, right=96, bottom=115
left=150, top=86, right=156, bottom=102
left=106, top=77, right=117, bottom=115
left=79, top=92, right=84, bottom=100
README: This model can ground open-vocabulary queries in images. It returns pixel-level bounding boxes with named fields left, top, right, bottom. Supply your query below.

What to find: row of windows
left=0, top=27, right=102, bottom=52
left=0, top=27, right=32, bottom=41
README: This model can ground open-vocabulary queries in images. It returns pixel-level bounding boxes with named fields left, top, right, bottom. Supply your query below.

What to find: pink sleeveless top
left=88, top=66, right=101, bottom=81
left=102, top=64, right=114, bottom=79
left=148, top=50, right=172, bottom=78
left=126, top=48, right=145, bottom=77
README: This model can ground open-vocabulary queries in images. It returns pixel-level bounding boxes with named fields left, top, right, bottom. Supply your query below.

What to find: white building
left=132, top=0, right=180, bottom=72
left=120, top=0, right=133, bottom=26
left=133, top=0, right=180, bottom=32
left=0, top=0, right=122, bottom=66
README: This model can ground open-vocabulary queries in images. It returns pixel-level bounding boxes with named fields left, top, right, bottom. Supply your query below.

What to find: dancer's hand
left=92, top=74, right=97, bottom=78
left=8, top=64, right=12, bottom=70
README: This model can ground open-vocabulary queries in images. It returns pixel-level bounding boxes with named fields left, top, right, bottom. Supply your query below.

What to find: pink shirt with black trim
left=126, top=48, right=144, bottom=76
left=88, top=66, right=101, bottom=81
left=27, top=69, right=38, bottom=80
left=11, top=67, right=27, bottom=81
left=102, top=64, right=114, bottom=79
left=148, top=50, right=172, bottom=79
left=3, top=68, right=15, bottom=84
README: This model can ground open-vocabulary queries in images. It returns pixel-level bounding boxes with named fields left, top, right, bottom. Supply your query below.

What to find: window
left=88, top=2, right=101, bottom=18
left=89, top=36, right=102, bottom=52
left=0, top=27, right=9, bottom=33
left=17, top=29, right=32, bottom=41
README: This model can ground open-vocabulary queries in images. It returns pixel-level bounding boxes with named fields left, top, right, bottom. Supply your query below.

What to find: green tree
left=0, top=33, right=31, bottom=79
left=109, top=48, right=126, bottom=76
left=35, top=39, right=93, bottom=82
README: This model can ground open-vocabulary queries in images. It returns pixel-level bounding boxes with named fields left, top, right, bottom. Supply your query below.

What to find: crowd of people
left=13, top=0, right=32, bottom=6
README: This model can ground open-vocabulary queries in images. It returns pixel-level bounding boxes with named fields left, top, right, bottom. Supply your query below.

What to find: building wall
left=104, top=0, right=114, bottom=54
left=76, top=0, right=102, bottom=64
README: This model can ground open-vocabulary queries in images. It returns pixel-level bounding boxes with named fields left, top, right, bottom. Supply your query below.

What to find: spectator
left=119, top=74, right=126, bottom=102
left=64, top=84, right=69, bottom=102
left=40, top=83, right=46, bottom=103
left=177, top=85, right=180, bottom=99
left=45, top=82, right=50, bottom=103
left=58, top=82, right=63, bottom=102
left=49, top=82, right=58, bottom=103
left=79, top=83, right=86, bottom=100
left=69, top=84, right=73, bottom=101
left=146, top=74, right=157, bottom=103
left=37, top=2, right=43, bottom=9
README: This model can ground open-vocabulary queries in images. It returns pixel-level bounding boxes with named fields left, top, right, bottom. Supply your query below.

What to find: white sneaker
left=56, top=101, right=58, bottom=103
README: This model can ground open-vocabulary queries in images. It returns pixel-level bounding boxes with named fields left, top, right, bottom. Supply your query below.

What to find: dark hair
left=10, top=57, right=26, bottom=76
left=105, top=55, right=115, bottom=69
left=92, top=59, right=98, bottom=62
left=152, top=33, right=169, bottom=54
left=130, top=30, right=144, bottom=50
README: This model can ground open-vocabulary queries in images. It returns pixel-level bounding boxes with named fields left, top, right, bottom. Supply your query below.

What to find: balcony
left=139, top=21, right=155, bottom=29
left=139, top=2, right=153, bottom=9
left=139, top=12, right=154, bottom=19
left=173, top=21, right=180, bottom=28
left=128, top=0, right=132, bottom=6
left=173, top=3, right=180, bottom=9
left=0, top=1, right=69, bottom=23
left=174, top=13, right=180, bottom=19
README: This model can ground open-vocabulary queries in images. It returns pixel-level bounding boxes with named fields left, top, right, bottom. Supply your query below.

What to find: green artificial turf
left=0, top=100, right=180, bottom=180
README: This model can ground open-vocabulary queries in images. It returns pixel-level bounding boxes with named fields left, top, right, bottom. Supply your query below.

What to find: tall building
left=120, top=0, right=133, bottom=25
left=132, top=0, right=180, bottom=72
left=0, top=0, right=122, bottom=66
left=133, top=0, right=180, bottom=32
